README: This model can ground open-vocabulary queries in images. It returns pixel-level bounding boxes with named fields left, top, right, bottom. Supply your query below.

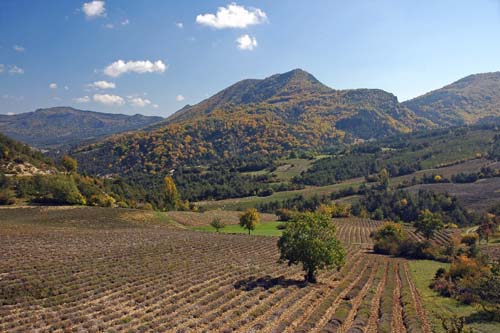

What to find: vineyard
left=0, top=207, right=436, bottom=332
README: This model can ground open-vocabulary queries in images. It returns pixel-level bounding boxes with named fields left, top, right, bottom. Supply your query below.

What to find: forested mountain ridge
left=73, top=69, right=431, bottom=176
left=403, top=71, right=500, bottom=126
left=0, top=107, right=163, bottom=150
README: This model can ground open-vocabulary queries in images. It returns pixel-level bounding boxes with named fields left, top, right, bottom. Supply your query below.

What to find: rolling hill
left=403, top=71, right=500, bottom=126
left=0, top=107, right=163, bottom=150
left=73, top=69, right=431, bottom=176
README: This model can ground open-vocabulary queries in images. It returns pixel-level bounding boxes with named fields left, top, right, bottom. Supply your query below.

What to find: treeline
left=353, top=188, right=471, bottom=226
left=0, top=172, right=156, bottom=209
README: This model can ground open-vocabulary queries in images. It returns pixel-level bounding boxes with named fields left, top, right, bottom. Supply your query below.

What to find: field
left=0, top=206, right=497, bottom=332
left=195, top=179, right=362, bottom=211
left=164, top=210, right=278, bottom=227
left=407, top=177, right=500, bottom=212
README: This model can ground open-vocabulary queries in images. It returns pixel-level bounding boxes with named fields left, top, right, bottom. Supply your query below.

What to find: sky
left=1, top=0, right=500, bottom=117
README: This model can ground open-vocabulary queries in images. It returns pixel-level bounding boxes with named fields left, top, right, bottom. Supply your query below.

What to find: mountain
left=73, top=69, right=430, bottom=176
left=403, top=72, right=500, bottom=126
left=0, top=107, right=163, bottom=150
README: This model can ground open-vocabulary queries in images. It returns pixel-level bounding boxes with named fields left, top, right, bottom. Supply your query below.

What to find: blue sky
left=1, top=0, right=500, bottom=117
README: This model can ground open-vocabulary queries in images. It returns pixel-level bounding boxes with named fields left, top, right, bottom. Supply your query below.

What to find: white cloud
left=104, top=59, right=167, bottom=77
left=64, top=86, right=69, bottom=90
left=13, top=45, right=25, bottom=52
left=176, top=94, right=185, bottom=102
left=121, top=19, right=130, bottom=26
left=129, top=97, right=151, bottom=107
left=82, top=1, right=106, bottom=18
left=74, top=96, right=90, bottom=103
left=0, top=64, right=4, bottom=73
left=49, top=83, right=57, bottom=89
left=176, top=22, right=184, bottom=28
left=104, top=23, right=114, bottom=29
left=196, top=3, right=267, bottom=29
left=9, top=65, right=24, bottom=75
left=93, top=93, right=124, bottom=105
left=6, top=112, right=15, bottom=116
left=88, top=80, right=116, bottom=89
left=152, top=104, right=159, bottom=108
left=236, top=34, right=257, bottom=50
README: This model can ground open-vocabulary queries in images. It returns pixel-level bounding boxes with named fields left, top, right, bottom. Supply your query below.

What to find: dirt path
left=391, top=262, right=407, bottom=333
left=365, top=258, right=389, bottom=333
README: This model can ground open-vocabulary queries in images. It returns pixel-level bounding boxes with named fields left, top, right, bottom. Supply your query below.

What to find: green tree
left=164, top=176, right=180, bottom=210
left=415, top=209, right=443, bottom=240
left=210, top=217, right=226, bottom=233
left=239, top=208, right=260, bottom=235
left=277, top=213, right=346, bottom=283
left=61, top=155, right=78, bottom=173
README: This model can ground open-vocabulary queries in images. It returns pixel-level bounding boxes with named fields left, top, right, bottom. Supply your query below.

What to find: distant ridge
left=0, top=106, right=163, bottom=149
left=403, top=71, right=500, bottom=126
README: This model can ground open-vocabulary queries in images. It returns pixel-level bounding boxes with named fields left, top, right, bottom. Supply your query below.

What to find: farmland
left=0, top=206, right=445, bottom=333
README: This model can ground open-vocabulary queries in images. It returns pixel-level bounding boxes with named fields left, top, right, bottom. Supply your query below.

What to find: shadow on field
left=234, top=275, right=307, bottom=291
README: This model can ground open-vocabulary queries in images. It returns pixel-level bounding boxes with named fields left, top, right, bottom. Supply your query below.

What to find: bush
left=460, top=234, right=478, bottom=247
left=0, top=189, right=15, bottom=205
left=31, top=175, right=86, bottom=205
left=371, top=222, right=407, bottom=255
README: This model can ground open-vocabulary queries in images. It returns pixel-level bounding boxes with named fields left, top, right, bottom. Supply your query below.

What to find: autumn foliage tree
left=278, top=213, right=346, bottom=283
left=164, top=176, right=180, bottom=210
left=239, top=208, right=260, bottom=235
left=61, top=155, right=78, bottom=173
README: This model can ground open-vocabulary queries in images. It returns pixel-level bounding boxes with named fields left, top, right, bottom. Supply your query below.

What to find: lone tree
left=164, top=176, right=180, bottom=210
left=277, top=213, right=346, bottom=283
left=61, top=155, right=78, bottom=173
left=210, top=217, right=226, bottom=233
left=239, top=208, right=260, bottom=235
left=415, top=209, right=443, bottom=240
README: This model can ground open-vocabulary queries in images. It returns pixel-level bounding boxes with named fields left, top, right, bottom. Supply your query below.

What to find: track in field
left=1, top=208, right=432, bottom=332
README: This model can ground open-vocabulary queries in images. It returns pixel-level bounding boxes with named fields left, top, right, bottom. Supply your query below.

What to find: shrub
left=371, top=222, right=407, bottom=255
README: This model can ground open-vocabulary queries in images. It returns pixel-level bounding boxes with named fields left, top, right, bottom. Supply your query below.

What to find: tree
left=210, top=217, right=226, bottom=233
left=415, top=209, right=443, bottom=240
left=239, top=208, right=260, bottom=235
left=277, top=213, right=346, bottom=283
left=61, top=155, right=78, bottom=173
left=477, top=213, right=495, bottom=243
left=164, top=176, right=180, bottom=210
left=378, top=168, right=390, bottom=190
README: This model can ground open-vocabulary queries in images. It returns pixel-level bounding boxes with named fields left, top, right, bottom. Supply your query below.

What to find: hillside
left=0, top=107, right=163, bottom=150
left=0, top=133, right=56, bottom=176
left=74, top=69, right=430, bottom=177
left=403, top=72, right=500, bottom=126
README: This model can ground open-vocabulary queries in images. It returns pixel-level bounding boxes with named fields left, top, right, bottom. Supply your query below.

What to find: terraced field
left=0, top=207, right=435, bottom=332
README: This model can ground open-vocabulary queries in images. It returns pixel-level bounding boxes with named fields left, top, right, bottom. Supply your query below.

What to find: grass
left=408, top=260, right=500, bottom=333
left=241, top=156, right=330, bottom=182
left=193, top=221, right=285, bottom=236
left=195, top=180, right=362, bottom=211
